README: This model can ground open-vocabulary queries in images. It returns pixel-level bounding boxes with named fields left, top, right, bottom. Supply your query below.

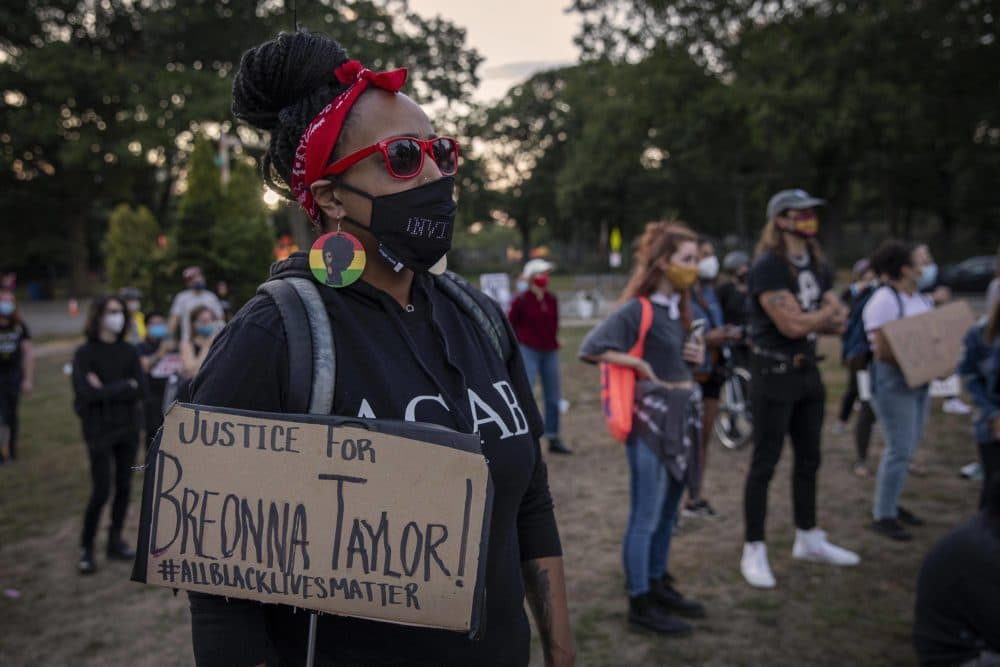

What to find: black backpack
left=257, top=272, right=513, bottom=415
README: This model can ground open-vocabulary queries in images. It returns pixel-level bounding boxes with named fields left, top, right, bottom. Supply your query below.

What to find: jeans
left=871, top=361, right=929, bottom=520
left=81, top=433, right=139, bottom=550
left=623, top=435, right=685, bottom=596
left=743, top=362, right=825, bottom=542
left=519, top=345, right=561, bottom=438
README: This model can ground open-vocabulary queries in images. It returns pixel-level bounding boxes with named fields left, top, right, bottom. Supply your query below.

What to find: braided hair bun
left=232, top=30, right=352, bottom=199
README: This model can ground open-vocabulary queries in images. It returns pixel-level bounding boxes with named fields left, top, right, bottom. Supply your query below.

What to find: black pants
left=81, top=433, right=139, bottom=550
left=979, top=441, right=1000, bottom=509
left=855, top=401, right=876, bottom=463
left=0, top=384, right=20, bottom=462
left=744, top=360, right=825, bottom=542
left=838, top=365, right=858, bottom=423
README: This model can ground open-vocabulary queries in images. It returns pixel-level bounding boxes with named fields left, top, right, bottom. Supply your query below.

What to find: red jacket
left=508, top=290, right=559, bottom=351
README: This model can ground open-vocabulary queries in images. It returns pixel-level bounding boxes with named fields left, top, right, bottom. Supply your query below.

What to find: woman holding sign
left=863, top=240, right=935, bottom=541
left=185, top=29, right=573, bottom=667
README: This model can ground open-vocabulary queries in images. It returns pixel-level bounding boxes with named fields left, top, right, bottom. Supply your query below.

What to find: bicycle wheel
left=715, top=366, right=753, bottom=450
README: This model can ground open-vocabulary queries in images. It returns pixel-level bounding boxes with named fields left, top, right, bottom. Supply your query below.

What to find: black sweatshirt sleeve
left=71, top=345, right=137, bottom=405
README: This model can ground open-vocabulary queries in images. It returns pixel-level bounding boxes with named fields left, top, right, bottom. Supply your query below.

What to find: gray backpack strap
left=285, top=277, right=336, bottom=415
left=434, top=271, right=512, bottom=363
left=257, top=278, right=336, bottom=415
left=257, top=280, right=313, bottom=414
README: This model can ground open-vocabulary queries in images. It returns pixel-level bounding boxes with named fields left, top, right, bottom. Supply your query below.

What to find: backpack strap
left=434, top=271, right=512, bottom=363
left=631, top=297, right=654, bottom=357
left=257, top=278, right=336, bottom=415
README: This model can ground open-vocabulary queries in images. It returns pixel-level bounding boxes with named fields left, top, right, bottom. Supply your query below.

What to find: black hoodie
left=188, top=253, right=561, bottom=666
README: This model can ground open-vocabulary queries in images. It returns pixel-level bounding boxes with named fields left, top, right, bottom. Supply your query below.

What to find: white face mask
left=697, top=255, right=720, bottom=280
left=103, top=312, right=126, bottom=335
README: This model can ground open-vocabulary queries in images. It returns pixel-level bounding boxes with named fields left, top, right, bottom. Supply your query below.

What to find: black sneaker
left=897, top=506, right=924, bottom=527
left=628, top=593, right=693, bottom=636
left=106, top=540, right=136, bottom=561
left=682, top=499, right=717, bottom=519
left=547, top=437, right=573, bottom=455
left=78, top=548, right=97, bottom=575
left=649, top=578, right=706, bottom=618
left=870, top=518, right=912, bottom=541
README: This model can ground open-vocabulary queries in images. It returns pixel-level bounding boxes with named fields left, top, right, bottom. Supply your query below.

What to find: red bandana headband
left=290, top=60, right=408, bottom=222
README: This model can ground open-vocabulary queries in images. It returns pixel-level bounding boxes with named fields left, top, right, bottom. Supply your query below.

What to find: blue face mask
left=917, top=263, right=938, bottom=290
left=195, top=322, right=220, bottom=338
left=0, top=302, right=13, bottom=316
left=148, top=323, right=169, bottom=340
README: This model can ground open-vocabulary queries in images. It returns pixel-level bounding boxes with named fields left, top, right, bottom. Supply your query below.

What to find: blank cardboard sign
left=131, top=403, right=492, bottom=635
left=881, top=300, right=976, bottom=389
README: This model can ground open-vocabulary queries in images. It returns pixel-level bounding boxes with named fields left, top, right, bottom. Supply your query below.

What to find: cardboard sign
left=132, top=403, right=493, bottom=635
left=881, top=300, right=976, bottom=389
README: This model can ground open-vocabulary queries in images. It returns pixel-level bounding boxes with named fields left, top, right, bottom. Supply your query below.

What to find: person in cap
left=740, top=189, right=860, bottom=589
left=509, top=258, right=572, bottom=455
left=167, top=266, right=224, bottom=341
left=184, top=29, right=573, bottom=667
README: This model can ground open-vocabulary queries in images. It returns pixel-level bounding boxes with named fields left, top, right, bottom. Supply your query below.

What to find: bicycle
left=713, top=342, right=753, bottom=450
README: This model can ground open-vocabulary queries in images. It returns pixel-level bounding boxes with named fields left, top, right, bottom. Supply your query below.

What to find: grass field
left=0, top=329, right=983, bottom=666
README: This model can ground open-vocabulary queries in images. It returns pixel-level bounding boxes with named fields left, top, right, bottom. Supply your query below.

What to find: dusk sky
left=406, top=0, right=581, bottom=101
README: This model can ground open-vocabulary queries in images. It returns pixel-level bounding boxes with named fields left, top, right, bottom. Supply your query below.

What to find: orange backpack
left=600, top=297, right=654, bottom=442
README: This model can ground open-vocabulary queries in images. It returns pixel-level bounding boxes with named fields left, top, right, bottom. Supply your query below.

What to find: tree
left=104, top=203, right=160, bottom=291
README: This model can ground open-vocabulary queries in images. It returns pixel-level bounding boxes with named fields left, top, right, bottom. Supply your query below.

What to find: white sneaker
left=741, top=541, right=776, bottom=588
left=943, top=398, right=972, bottom=415
left=792, top=528, right=861, bottom=566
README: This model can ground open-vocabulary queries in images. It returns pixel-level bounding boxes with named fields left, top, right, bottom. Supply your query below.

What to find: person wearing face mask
left=685, top=238, right=739, bottom=518
left=167, top=266, right=224, bottom=342
left=739, top=189, right=860, bottom=589
left=71, top=296, right=146, bottom=574
left=0, top=289, right=34, bottom=464
left=833, top=259, right=878, bottom=438
left=581, top=222, right=708, bottom=636
left=910, top=243, right=974, bottom=418
left=136, top=311, right=178, bottom=449
left=119, top=286, right=146, bottom=344
left=863, top=240, right=940, bottom=541
left=508, top=258, right=572, bottom=455
left=183, top=30, right=573, bottom=667
left=180, top=305, right=222, bottom=380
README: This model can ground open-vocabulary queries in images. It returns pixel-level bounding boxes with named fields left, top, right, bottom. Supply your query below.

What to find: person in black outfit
left=739, top=189, right=861, bottom=589
left=136, top=311, right=176, bottom=450
left=72, top=295, right=146, bottom=574
left=183, top=30, right=574, bottom=667
left=0, top=288, right=34, bottom=463
left=914, top=474, right=1000, bottom=666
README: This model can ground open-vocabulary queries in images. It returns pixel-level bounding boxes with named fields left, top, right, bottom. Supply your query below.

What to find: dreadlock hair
left=232, top=30, right=353, bottom=201
left=618, top=221, right=697, bottom=328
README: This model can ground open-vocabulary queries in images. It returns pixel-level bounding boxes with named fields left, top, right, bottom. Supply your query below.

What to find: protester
left=119, top=286, right=146, bottom=344
left=740, top=189, right=859, bottom=589
left=912, top=243, right=973, bottom=417
left=580, top=221, right=707, bottom=636
left=136, top=311, right=177, bottom=448
left=716, top=250, right=750, bottom=331
left=508, top=258, right=572, bottom=455
left=0, top=289, right=33, bottom=463
left=167, top=266, right=224, bottom=341
left=184, top=29, right=573, bottom=666
left=215, top=280, right=234, bottom=321
left=864, top=240, right=936, bottom=541
left=913, top=474, right=1000, bottom=666
left=686, top=237, right=738, bottom=518
left=180, top=305, right=222, bottom=379
left=71, top=295, right=145, bottom=574
left=958, top=295, right=1000, bottom=508
left=834, top=259, right=877, bottom=436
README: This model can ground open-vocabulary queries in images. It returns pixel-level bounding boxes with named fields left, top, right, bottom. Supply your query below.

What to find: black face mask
left=337, top=177, right=456, bottom=273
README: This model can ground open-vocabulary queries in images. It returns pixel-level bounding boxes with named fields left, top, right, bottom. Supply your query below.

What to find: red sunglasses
left=323, top=136, right=460, bottom=180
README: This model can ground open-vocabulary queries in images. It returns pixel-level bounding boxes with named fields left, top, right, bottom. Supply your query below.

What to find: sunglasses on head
left=324, top=136, right=459, bottom=180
